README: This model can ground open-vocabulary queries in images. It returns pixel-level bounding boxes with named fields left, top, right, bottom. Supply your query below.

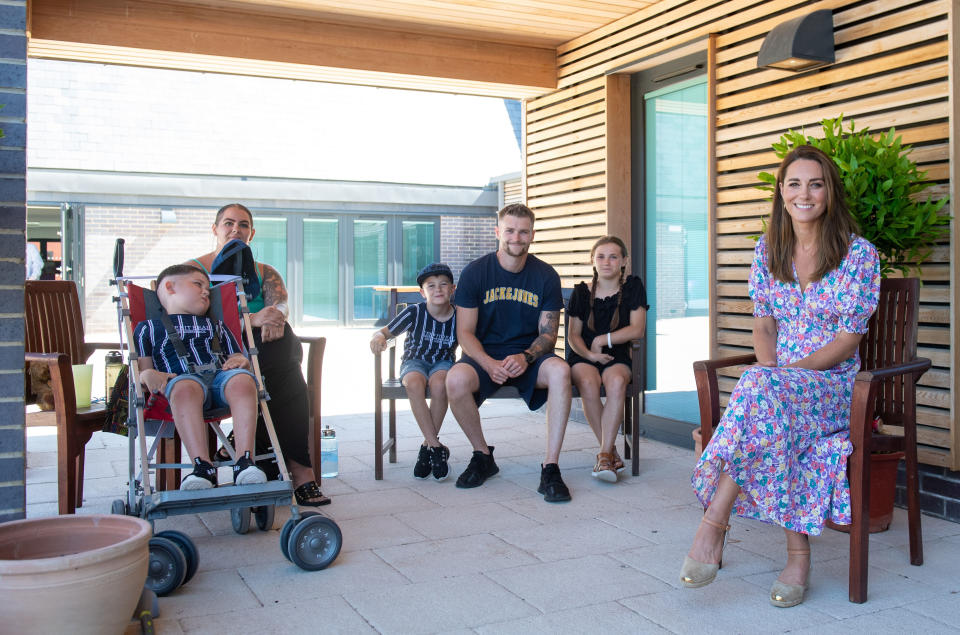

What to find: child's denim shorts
left=165, top=368, right=257, bottom=410
left=399, top=358, right=454, bottom=381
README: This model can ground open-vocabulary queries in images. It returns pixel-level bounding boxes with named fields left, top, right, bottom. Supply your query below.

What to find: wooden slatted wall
left=526, top=0, right=956, bottom=468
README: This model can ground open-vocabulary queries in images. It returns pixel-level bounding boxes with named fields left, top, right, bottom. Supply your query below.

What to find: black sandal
left=214, top=430, right=235, bottom=463
left=294, top=481, right=331, bottom=507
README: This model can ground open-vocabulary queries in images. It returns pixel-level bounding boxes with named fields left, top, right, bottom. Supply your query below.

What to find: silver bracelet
left=607, top=332, right=612, bottom=348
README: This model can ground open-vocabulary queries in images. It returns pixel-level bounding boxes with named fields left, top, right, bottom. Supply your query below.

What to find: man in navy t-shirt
left=446, top=203, right=573, bottom=502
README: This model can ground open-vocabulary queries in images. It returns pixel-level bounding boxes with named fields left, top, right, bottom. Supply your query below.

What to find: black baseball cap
left=416, top=262, right=454, bottom=287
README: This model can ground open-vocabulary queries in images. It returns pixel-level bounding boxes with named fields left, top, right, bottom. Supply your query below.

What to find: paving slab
left=486, top=553, right=670, bottom=612
left=395, top=501, right=539, bottom=539
left=239, top=549, right=409, bottom=605
left=621, top=577, right=837, bottom=633
left=156, top=569, right=262, bottom=620
left=495, top=516, right=652, bottom=562
left=344, top=572, right=539, bottom=635
left=373, top=532, right=539, bottom=582
left=177, top=595, right=375, bottom=634
left=477, top=600, right=669, bottom=634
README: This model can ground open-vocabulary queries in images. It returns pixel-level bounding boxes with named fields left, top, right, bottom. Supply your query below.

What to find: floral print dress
left=692, top=235, right=880, bottom=535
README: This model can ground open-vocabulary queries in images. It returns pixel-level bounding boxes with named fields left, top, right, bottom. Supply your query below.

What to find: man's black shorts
left=455, top=352, right=559, bottom=411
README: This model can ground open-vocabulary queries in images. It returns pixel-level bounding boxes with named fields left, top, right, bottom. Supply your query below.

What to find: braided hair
left=586, top=236, right=628, bottom=334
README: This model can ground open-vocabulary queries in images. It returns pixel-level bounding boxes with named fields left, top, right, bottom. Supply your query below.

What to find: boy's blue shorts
left=399, top=358, right=454, bottom=381
left=165, top=368, right=257, bottom=410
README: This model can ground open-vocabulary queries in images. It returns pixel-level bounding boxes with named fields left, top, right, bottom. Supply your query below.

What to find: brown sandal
left=591, top=452, right=617, bottom=483
left=294, top=480, right=331, bottom=507
left=611, top=448, right=626, bottom=474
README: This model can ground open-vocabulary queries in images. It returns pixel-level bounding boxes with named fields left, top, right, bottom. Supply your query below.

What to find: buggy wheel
left=155, top=530, right=199, bottom=585
left=287, top=514, right=342, bottom=571
left=231, top=507, right=251, bottom=534
left=146, top=536, right=187, bottom=596
left=254, top=505, right=275, bottom=531
left=111, top=498, right=127, bottom=515
left=279, top=518, right=296, bottom=561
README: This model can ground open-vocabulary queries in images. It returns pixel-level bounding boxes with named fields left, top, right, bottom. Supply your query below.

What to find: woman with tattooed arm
left=189, top=203, right=330, bottom=506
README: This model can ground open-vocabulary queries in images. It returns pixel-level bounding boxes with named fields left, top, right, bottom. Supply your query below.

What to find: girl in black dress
left=566, top=236, right=648, bottom=482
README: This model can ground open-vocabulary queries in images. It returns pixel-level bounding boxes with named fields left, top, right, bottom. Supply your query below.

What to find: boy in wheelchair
left=133, top=264, right=267, bottom=490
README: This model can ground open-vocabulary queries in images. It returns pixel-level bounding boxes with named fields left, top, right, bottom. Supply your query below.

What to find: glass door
left=302, top=218, right=339, bottom=323
left=643, top=75, right=709, bottom=423
left=401, top=220, right=436, bottom=285
left=352, top=219, right=388, bottom=323
left=248, top=217, right=287, bottom=281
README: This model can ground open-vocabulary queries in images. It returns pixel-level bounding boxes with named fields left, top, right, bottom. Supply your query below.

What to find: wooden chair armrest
left=692, top=354, right=758, bottom=374
left=693, top=353, right=757, bottom=448
left=848, top=357, right=931, bottom=450
left=25, top=352, right=77, bottom=419
left=853, top=357, right=931, bottom=384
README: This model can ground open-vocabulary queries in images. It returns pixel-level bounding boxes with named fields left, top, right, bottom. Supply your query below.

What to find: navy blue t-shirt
left=455, top=252, right=563, bottom=356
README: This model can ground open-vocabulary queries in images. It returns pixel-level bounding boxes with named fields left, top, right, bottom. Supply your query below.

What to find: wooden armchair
left=24, top=280, right=120, bottom=515
left=692, top=277, right=931, bottom=603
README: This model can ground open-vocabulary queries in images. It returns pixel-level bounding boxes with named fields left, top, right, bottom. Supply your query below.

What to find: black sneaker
left=181, top=457, right=217, bottom=490
left=455, top=446, right=499, bottom=488
left=233, top=451, right=267, bottom=485
left=431, top=444, right=450, bottom=481
left=538, top=463, right=571, bottom=503
left=413, top=445, right=432, bottom=479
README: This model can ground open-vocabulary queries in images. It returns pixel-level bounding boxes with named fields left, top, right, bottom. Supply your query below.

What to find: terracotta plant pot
left=0, top=514, right=152, bottom=635
left=827, top=451, right=905, bottom=534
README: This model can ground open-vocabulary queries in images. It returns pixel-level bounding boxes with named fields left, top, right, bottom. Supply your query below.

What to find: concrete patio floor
left=24, top=329, right=960, bottom=634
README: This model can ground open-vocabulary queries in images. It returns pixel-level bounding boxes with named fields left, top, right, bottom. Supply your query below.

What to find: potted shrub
left=756, top=116, right=950, bottom=532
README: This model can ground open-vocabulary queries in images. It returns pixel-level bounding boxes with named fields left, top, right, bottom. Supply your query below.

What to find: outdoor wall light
left=757, top=9, right=835, bottom=71
left=160, top=209, right=177, bottom=224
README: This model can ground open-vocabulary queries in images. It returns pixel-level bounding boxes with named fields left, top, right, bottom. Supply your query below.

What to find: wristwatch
left=523, top=351, right=535, bottom=365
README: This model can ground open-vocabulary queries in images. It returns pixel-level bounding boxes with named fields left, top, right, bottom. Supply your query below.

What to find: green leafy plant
left=757, top=116, right=950, bottom=277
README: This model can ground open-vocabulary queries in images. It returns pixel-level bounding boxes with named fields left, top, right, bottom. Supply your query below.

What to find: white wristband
left=607, top=332, right=612, bottom=348
left=274, top=302, right=289, bottom=319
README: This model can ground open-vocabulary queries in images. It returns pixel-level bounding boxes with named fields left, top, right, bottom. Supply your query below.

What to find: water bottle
left=320, top=426, right=338, bottom=478
left=104, top=351, right=124, bottom=401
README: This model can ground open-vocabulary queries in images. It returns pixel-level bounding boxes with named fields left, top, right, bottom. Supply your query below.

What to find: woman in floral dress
left=681, top=146, right=880, bottom=608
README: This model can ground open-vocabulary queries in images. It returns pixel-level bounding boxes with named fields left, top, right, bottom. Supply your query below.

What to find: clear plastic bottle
left=104, top=351, right=124, bottom=401
left=320, top=426, right=338, bottom=478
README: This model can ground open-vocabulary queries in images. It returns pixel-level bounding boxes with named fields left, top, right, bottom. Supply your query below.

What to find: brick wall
left=898, top=465, right=960, bottom=523
left=0, top=1, right=27, bottom=522
left=440, top=214, right=497, bottom=281
left=84, top=206, right=217, bottom=337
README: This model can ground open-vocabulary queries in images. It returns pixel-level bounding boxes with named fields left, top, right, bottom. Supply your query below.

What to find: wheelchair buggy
left=110, top=240, right=341, bottom=595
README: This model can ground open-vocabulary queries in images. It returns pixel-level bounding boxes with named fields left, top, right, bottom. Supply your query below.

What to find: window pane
left=353, top=219, right=387, bottom=320
left=249, top=217, right=287, bottom=282
left=303, top=218, right=339, bottom=321
left=401, top=220, right=436, bottom=285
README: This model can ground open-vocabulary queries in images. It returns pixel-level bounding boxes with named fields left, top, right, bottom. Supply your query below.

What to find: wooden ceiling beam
left=28, top=0, right=557, bottom=95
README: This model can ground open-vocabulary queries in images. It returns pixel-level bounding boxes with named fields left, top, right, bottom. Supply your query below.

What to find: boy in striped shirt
left=134, top=264, right=266, bottom=490
left=370, top=263, right=458, bottom=480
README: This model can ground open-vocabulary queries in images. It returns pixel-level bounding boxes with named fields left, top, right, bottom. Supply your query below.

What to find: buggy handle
left=114, top=238, right=125, bottom=279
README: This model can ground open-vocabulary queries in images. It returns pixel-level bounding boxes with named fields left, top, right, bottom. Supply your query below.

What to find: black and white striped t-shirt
left=386, top=302, right=457, bottom=364
left=133, top=314, right=243, bottom=374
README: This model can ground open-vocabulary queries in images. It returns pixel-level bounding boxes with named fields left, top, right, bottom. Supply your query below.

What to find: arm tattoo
left=260, top=264, right=288, bottom=306
left=526, top=310, right=559, bottom=359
